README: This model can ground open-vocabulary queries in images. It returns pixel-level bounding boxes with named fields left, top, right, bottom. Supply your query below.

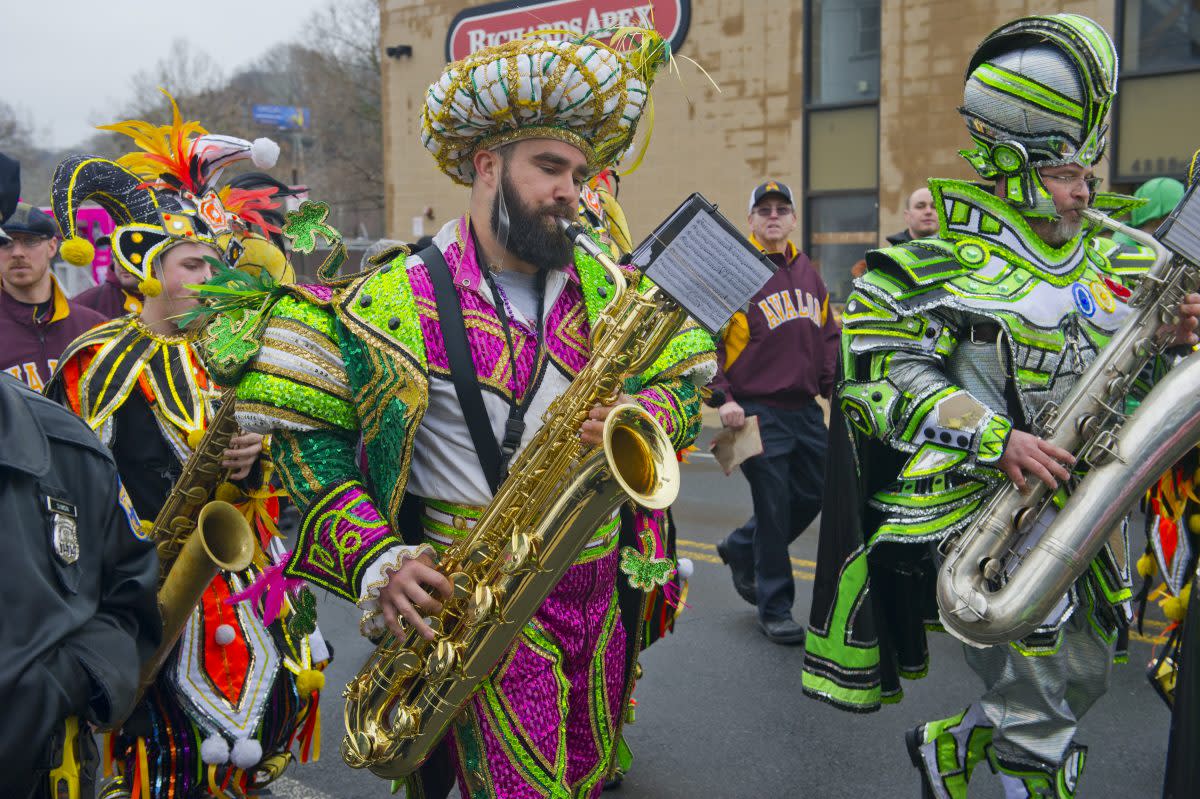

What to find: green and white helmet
left=959, top=14, right=1117, bottom=215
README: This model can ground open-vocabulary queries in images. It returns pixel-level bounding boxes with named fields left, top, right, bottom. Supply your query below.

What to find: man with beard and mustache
left=197, top=29, right=715, bottom=799
left=802, top=14, right=1200, bottom=798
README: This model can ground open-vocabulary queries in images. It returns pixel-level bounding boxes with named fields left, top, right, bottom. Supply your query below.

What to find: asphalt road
left=271, top=428, right=1175, bottom=799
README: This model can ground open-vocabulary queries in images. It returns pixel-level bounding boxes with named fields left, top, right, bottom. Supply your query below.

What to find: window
left=808, top=0, right=882, bottom=105
left=1115, top=71, right=1200, bottom=180
left=807, top=106, right=879, bottom=192
left=1115, top=2, right=1200, bottom=181
left=1121, top=0, right=1200, bottom=75
left=805, top=0, right=880, bottom=301
left=807, top=194, right=878, bottom=303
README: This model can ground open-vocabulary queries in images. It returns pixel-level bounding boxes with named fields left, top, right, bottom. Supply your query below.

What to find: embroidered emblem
left=1103, top=276, right=1132, bottom=302
left=1089, top=279, right=1116, bottom=313
left=189, top=189, right=233, bottom=236
left=46, top=496, right=80, bottom=565
left=1072, top=283, right=1096, bottom=317
left=580, top=183, right=603, bottom=219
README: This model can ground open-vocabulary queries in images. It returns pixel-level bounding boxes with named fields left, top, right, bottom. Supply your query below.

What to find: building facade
left=380, top=0, right=1199, bottom=301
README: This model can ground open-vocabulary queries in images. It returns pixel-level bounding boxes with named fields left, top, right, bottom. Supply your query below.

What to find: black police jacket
left=0, top=373, right=160, bottom=795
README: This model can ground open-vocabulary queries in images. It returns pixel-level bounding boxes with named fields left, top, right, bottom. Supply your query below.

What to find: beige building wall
left=380, top=1, right=1115, bottom=251
left=877, top=1, right=1113, bottom=238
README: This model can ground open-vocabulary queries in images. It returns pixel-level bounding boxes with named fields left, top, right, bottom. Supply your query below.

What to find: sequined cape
left=802, top=180, right=1161, bottom=713
left=208, top=233, right=716, bottom=605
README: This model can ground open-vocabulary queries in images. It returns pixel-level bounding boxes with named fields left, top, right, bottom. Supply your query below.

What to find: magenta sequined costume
left=219, top=213, right=714, bottom=796
left=448, top=541, right=626, bottom=798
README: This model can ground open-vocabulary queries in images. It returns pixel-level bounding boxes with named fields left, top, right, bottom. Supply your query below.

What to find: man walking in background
left=887, top=186, right=940, bottom=246
left=711, top=180, right=840, bottom=644
left=0, top=203, right=104, bottom=389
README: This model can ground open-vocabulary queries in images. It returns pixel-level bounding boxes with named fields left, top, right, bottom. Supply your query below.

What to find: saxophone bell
left=604, top=403, right=679, bottom=510
left=135, top=499, right=254, bottom=703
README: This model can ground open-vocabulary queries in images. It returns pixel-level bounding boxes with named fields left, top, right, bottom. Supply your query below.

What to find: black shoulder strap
left=419, top=245, right=505, bottom=493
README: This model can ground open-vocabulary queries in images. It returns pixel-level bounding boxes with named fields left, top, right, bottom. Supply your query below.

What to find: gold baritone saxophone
left=133, top=386, right=255, bottom=702
left=341, top=220, right=687, bottom=777
left=936, top=190, right=1200, bottom=647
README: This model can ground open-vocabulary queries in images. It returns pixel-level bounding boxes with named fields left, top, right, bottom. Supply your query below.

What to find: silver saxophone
left=937, top=187, right=1200, bottom=647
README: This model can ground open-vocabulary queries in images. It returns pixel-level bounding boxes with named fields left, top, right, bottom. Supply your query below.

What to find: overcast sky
left=6, top=0, right=334, bottom=149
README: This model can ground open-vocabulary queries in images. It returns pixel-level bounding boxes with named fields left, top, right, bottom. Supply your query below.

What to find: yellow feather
left=97, top=89, right=207, bottom=185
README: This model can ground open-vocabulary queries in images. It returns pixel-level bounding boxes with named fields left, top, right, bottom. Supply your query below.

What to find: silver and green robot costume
left=802, top=14, right=1166, bottom=798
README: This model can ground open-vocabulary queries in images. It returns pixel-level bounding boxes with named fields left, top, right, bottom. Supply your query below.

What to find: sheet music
left=641, top=209, right=776, bottom=333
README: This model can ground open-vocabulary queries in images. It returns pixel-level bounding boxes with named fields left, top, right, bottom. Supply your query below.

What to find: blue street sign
left=251, top=104, right=310, bottom=131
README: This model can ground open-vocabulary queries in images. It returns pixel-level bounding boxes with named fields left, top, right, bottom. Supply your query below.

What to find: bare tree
left=17, top=0, right=385, bottom=233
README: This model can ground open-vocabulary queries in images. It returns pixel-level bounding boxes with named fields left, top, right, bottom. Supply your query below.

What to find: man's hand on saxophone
left=221, top=431, right=264, bottom=480
left=381, top=555, right=454, bottom=640
left=379, top=395, right=636, bottom=639
left=997, top=431, right=1075, bottom=493
left=580, top=393, right=636, bottom=446
left=1156, top=291, right=1200, bottom=348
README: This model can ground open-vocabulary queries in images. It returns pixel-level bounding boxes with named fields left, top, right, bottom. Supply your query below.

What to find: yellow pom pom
left=1189, top=514, right=1200, bottom=534
left=138, top=277, right=162, bottom=297
left=214, top=482, right=242, bottom=505
left=186, top=428, right=205, bottom=450
left=296, top=668, right=325, bottom=696
left=1164, top=595, right=1187, bottom=622
left=1137, top=553, right=1158, bottom=579
left=60, top=237, right=95, bottom=266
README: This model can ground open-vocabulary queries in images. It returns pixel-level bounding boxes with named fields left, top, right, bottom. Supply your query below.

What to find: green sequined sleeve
left=272, top=428, right=361, bottom=510
left=233, top=295, right=359, bottom=435
left=633, top=377, right=704, bottom=452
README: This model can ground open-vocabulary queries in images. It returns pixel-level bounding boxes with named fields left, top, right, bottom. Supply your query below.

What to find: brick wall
left=380, top=1, right=1113, bottom=246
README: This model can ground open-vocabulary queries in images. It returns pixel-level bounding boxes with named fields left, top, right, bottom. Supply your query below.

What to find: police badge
left=46, top=496, right=79, bottom=565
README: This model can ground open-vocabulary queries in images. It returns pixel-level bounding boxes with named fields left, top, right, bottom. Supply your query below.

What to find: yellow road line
left=677, top=547, right=814, bottom=579
left=678, top=538, right=816, bottom=568
left=678, top=545, right=1170, bottom=642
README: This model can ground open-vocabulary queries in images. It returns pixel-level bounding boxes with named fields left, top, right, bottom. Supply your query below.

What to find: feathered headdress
left=51, top=91, right=285, bottom=296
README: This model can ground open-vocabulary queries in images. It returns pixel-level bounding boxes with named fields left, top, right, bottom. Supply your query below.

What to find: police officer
left=0, top=372, right=160, bottom=799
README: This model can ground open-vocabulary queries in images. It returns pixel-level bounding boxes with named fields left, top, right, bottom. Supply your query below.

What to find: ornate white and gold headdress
left=421, top=28, right=672, bottom=186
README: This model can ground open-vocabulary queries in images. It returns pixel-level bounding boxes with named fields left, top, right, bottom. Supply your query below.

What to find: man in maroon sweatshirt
left=0, top=204, right=105, bottom=391
left=73, top=255, right=144, bottom=320
left=711, top=180, right=840, bottom=644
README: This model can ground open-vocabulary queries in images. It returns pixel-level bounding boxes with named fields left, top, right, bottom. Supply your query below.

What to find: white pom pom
left=676, top=558, right=694, bottom=580
left=214, top=624, right=237, bottom=646
left=201, top=734, right=230, bottom=765
left=250, top=137, right=280, bottom=169
left=230, top=737, right=263, bottom=769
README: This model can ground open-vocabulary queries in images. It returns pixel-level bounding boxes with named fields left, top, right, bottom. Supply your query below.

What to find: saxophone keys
left=424, top=639, right=463, bottom=683
left=500, top=531, right=539, bottom=574
left=383, top=650, right=421, bottom=681
left=466, top=583, right=496, bottom=626
left=389, top=703, right=421, bottom=738
left=341, top=731, right=377, bottom=768
left=449, top=571, right=473, bottom=602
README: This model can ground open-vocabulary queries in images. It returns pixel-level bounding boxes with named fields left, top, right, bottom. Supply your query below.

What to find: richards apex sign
left=445, top=0, right=691, bottom=62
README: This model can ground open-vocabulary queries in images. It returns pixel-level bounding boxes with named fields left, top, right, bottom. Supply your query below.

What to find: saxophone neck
left=1081, top=207, right=1172, bottom=277
left=558, top=218, right=629, bottom=297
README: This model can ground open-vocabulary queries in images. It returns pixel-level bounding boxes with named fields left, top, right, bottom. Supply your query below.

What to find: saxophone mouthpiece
left=557, top=217, right=587, bottom=242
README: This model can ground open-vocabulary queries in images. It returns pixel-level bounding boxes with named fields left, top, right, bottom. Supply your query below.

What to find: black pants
left=727, top=400, right=827, bottom=622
